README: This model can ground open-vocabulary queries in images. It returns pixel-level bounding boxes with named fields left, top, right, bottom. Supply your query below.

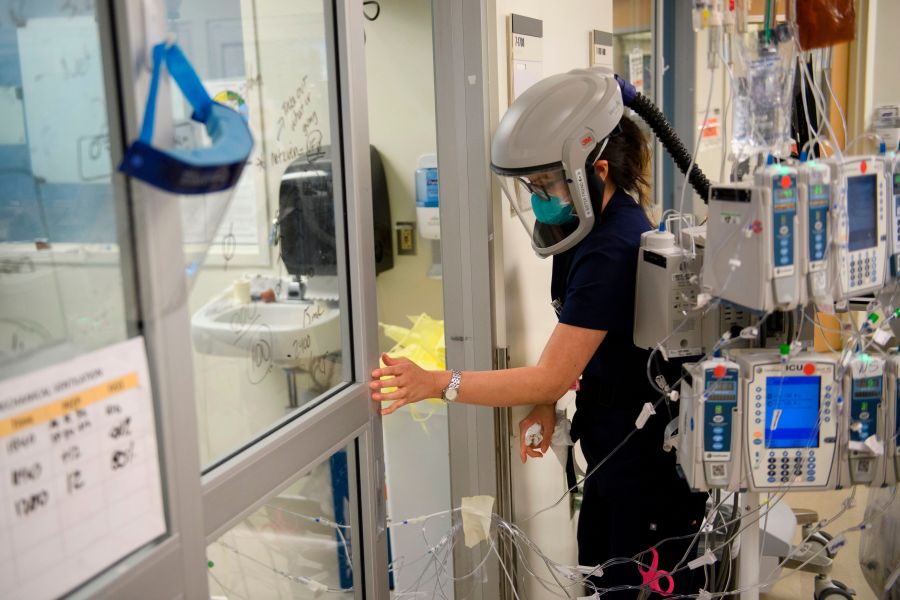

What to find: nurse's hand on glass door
left=370, top=353, right=442, bottom=416
left=519, top=404, right=554, bottom=463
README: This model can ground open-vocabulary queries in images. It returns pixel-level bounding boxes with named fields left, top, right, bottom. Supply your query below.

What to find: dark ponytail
left=595, top=114, right=652, bottom=215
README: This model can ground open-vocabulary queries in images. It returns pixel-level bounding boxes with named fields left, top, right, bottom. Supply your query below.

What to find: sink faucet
left=287, top=277, right=305, bottom=300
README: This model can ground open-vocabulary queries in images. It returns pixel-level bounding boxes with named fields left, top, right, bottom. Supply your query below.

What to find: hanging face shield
left=491, top=67, right=624, bottom=257
left=119, top=41, right=254, bottom=285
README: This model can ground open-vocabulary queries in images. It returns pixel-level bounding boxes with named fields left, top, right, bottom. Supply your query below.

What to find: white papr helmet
left=491, top=67, right=624, bottom=257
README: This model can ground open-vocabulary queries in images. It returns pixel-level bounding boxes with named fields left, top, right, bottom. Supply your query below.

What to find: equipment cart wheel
left=807, top=530, right=837, bottom=560
left=814, top=576, right=855, bottom=600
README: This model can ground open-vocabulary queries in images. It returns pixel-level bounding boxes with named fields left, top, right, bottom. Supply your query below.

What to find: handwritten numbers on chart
left=0, top=338, right=166, bottom=599
left=60, top=0, right=95, bottom=17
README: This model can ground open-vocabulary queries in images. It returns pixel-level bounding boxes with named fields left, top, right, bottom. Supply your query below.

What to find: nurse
left=370, top=69, right=706, bottom=597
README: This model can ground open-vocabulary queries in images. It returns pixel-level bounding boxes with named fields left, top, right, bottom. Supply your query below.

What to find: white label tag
left=774, top=265, right=795, bottom=277
left=865, top=435, right=884, bottom=456
left=873, top=328, right=893, bottom=346
left=670, top=347, right=702, bottom=358
left=575, top=169, right=593, bottom=219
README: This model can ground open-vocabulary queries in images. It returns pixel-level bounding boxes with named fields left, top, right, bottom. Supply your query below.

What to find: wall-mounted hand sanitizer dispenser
left=416, top=154, right=440, bottom=240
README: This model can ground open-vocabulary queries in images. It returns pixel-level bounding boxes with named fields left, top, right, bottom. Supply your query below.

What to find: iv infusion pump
left=830, top=156, right=888, bottom=297
left=678, top=358, right=743, bottom=491
left=797, top=159, right=832, bottom=301
left=677, top=351, right=886, bottom=493
left=840, top=355, right=887, bottom=487
left=703, top=164, right=802, bottom=312
left=701, top=155, right=888, bottom=312
left=736, top=351, right=840, bottom=492
left=677, top=349, right=900, bottom=493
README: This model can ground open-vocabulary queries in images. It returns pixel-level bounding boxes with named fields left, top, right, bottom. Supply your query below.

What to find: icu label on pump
left=773, top=173, right=797, bottom=277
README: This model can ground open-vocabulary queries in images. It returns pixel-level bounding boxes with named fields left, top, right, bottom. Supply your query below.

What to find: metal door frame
left=432, top=0, right=503, bottom=598
left=67, top=0, right=390, bottom=597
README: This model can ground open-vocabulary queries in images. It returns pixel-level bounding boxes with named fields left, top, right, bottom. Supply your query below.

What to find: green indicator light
left=208, top=560, right=215, bottom=569
left=861, top=401, right=869, bottom=410
left=779, top=343, right=790, bottom=356
left=815, top=185, right=823, bottom=195
left=785, top=189, right=793, bottom=197
left=715, top=405, right=723, bottom=414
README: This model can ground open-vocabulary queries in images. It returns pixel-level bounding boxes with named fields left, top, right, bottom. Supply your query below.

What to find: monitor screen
left=847, top=174, right=878, bottom=251
left=765, top=376, right=821, bottom=448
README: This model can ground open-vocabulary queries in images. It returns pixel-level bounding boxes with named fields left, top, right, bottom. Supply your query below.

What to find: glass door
left=362, top=0, right=456, bottom=594
left=1, top=0, right=389, bottom=597
left=0, top=1, right=207, bottom=597
left=156, top=0, right=391, bottom=597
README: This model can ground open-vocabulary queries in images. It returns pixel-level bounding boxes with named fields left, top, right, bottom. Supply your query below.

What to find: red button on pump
left=860, top=161, right=868, bottom=174
left=780, top=175, right=791, bottom=189
left=803, top=363, right=816, bottom=375
left=713, top=365, right=727, bottom=378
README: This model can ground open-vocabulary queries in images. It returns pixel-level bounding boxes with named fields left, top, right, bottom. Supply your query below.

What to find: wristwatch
left=442, top=370, right=462, bottom=402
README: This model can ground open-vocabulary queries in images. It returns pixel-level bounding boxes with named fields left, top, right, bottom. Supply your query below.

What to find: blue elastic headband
left=119, top=42, right=253, bottom=194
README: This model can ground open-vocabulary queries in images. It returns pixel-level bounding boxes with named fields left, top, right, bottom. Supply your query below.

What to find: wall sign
left=589, top=29, right=614, bottom=69
left=508, top=14, right=543, bottom=103
left=0, top=337, right=166, bottom=599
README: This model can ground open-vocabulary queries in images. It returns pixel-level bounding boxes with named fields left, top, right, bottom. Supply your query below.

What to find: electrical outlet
left=396, top=222, right=416, bottom=255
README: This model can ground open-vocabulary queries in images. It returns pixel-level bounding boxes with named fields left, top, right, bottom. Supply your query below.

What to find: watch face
left=444, top=388, right=458, bottom=402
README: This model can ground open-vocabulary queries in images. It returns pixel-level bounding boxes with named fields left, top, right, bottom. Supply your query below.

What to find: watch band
left=442, top=369, right=462, bottom=402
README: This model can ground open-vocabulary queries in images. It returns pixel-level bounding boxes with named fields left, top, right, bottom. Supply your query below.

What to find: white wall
left=366, top=1, right=445, bottom=334
left=687, top=28, right=728, bottom=220
left=870, top=0, right=900, bottom=126
left=491, top=2, right=612, bottom=597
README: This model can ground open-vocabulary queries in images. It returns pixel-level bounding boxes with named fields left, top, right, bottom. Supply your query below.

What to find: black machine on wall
left=277, top=145, right=393, bottom=277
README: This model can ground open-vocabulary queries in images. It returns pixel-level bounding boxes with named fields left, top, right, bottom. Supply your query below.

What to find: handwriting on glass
left=303, top=303, right=326, bottom=327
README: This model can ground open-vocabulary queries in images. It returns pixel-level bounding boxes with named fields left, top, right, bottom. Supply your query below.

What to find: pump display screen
left=765, top=376, right=821, bottom=448
left=847, top=174, right=878, bottom=251
left=707, top=379, right=737, bottom=400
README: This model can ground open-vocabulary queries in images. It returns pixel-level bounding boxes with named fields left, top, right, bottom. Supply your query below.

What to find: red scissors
left=637, top=547, right=675, bottom=597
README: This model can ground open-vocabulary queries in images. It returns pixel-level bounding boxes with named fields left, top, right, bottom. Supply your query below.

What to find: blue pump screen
left=765, top=376, right=820, bottom=448
left=847, top=174, right=878, bottom=251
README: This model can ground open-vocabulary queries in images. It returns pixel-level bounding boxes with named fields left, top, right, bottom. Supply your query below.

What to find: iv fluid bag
left=731, top=24, right=797, bottom=162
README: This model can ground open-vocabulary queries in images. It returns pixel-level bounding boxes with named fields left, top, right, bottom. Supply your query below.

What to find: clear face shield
left=495, top=163, right=593, bottom=256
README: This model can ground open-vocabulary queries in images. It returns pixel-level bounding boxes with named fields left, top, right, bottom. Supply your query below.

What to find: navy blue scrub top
left=551, top=188, right=651, bottom=382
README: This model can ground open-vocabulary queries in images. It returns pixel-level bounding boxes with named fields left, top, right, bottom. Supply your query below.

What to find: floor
left=761, top=488, right=878, bottom=600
